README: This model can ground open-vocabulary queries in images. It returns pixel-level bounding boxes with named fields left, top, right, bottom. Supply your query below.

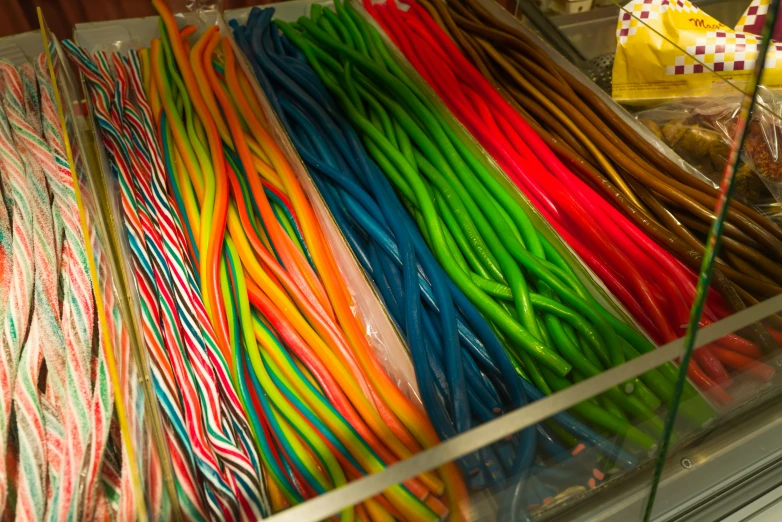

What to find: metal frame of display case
left=550, top=382, right=782, bottom=521
left=233, top=291, right=782, bottom=522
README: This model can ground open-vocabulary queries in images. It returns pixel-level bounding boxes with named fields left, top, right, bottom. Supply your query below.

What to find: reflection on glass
left=643, top=306, right=782, bottom=521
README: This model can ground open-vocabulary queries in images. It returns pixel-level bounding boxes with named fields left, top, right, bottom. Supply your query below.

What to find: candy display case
left=1, top=0, right=781, bottom=519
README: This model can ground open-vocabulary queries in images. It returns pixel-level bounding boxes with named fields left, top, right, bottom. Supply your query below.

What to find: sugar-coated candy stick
left=2, top=60, right=64, bottom=522
left=0, top=61, right=33, bottom=516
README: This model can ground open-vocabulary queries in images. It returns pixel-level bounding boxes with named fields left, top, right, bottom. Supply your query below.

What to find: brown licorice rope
left=415, top=0, right=782, bottom=343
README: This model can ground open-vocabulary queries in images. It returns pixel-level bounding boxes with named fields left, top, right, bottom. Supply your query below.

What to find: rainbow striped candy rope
left=116, top=49, right=264, bottom=516
left=115, top=47, right=267, bottom=520
left=34, top=53, right=114, bottom=522
left=122, top=49, right=269, bottom=520
left=64, top=41, right=208, bottom=519
left=97, top=49, right=238, bottom=520
left=96, top=65, right=211, bottom=517
left=1, top=59, right=62, bottom=522
left=63, top=41, right=209, bottom=522
left=0, top=62, right=31, bottom=515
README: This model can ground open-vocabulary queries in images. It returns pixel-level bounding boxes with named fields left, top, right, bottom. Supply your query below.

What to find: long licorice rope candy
left=87, top=61, right=153, bottom=522
left=232, top=9, right=648, bottom=507
left=456, top=0, right=782, bottom=256
left=205, top=13, right=459, bottom=496
left=375, top=1, right=684, bottom=331
left=234, top=4, right=627, bottom=488
left=196, top=27, right=462, bottom=516
left=300, top=6, right=624, bottom=372
left=235, top=5, right=516, bottom=484
left=0, top=47, right=144, bottom=520
left=204, top=26, right=450, bottom=473
left=47, top=33, right=159, bottom=519
left=67, top=40, right=279, bottom=520
left=377, top=3, right=712, bottom=342
left=368, top=0, right=775, bottom=396
left=158, top=31, right=380, bottom=508
left=378, top=0, right=764, bottom=384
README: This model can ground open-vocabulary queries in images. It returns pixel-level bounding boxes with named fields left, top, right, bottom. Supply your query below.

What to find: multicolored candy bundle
left=362, top=0, right=778, bottom=405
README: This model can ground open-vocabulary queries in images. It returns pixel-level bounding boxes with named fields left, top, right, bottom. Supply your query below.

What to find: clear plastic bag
left=636, top=86, right=782, bottom=208
left=0, top=27, right=174, bottom=520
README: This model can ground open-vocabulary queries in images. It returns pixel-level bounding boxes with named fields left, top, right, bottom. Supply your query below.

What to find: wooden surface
left=0, top=0, right=278, bottom=38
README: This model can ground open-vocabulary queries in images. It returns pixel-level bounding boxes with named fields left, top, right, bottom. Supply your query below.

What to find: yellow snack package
left=612, top=0, right=782, bottom=104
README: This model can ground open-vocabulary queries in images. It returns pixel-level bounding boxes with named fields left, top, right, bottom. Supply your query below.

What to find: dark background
left=0, top=0, right=518, bottom=39
left=0, top=0, right=278, bottom=38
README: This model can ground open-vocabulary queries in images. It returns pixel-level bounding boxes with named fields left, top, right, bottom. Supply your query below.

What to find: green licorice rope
left=320, top=2, right=656, bottom=364
left=296, top=16, right=631, bottom=371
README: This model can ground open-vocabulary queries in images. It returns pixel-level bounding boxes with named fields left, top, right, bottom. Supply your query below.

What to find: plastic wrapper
left=613, top=0, right=782, bottom=104
left=636, top=86, right=782, bottom=211
left=0, top=28, right=173, bottom=520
